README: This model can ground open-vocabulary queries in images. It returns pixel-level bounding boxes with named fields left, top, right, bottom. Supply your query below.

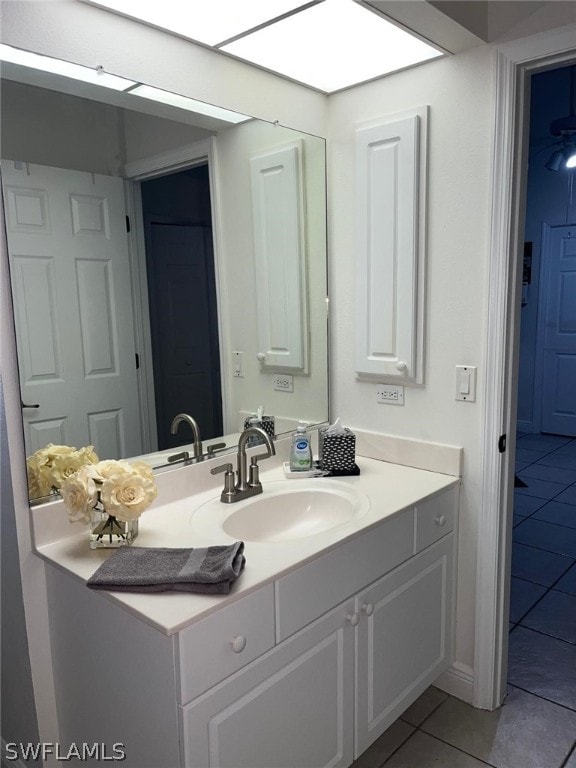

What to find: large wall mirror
left=0, top=51, right=328, bottom=503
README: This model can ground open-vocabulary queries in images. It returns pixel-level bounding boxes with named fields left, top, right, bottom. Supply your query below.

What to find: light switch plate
left=232, top=351, right=243, bottom=378
left=455, top=365, right=477, bottom=402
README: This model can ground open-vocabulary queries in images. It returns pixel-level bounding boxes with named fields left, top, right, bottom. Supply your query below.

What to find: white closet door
left=250, top=142, right=308, bottom=372
left=355, top=109, right=427, bottom=383
left=1, top=160, right=143, bottom=460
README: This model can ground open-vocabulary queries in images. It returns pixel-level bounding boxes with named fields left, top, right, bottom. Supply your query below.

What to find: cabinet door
left=355, top=536, right=454, bottom=757
left=181, top=599, right=355, bottom=768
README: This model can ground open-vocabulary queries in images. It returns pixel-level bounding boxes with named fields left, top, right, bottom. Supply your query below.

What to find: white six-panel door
left=540, top=224, right=576, bottom=436
left=1, top=160, right=143, bottom=460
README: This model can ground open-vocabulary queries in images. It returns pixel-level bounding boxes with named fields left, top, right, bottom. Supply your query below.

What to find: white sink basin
left=191, top=480, right=370, bottom=543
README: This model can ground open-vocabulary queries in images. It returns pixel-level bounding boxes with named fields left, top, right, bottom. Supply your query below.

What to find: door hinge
left=125, top=215, right=131, bottom=233
left=135, top=353, right=140, bottom=370
left=498, top=434, right=507, bottom=453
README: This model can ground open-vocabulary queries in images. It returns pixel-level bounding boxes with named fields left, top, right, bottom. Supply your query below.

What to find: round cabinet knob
left=230, top=635, right=247, bottom=653
left=346, top=613, right=359, bottom=627
left=396, top=360, right=407, bottom=372
left=434, top=514, right=447, bottom=527
left=257, top=352, right=267, bottom=362
left=362, top=603, right=374, bottom=617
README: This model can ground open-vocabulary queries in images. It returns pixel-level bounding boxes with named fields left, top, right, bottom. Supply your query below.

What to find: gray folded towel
left=86, top=542, right=245, bottom=595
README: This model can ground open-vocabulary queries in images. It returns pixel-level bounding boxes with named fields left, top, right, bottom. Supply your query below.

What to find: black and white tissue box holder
left=318, top=426, right=356, bottom=472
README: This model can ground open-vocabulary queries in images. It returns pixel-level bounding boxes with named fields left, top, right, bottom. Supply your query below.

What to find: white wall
left=1, top=79, right=124, bottom=174
left=327, top=45, right=496, bottom=674
left=215, top=121, right=328, bottom=433
left=1, top=374, right=41, bottom=752
left=122, top=110, right=211, bottom=166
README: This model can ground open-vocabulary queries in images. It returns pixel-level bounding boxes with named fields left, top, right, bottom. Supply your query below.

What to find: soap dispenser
left=289, top=424, right=312, bottom=471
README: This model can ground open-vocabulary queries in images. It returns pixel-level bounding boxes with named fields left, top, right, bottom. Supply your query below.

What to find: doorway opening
left=139, top=165, right=223, bottom=452
left=508, top=63, right=576, bottom=712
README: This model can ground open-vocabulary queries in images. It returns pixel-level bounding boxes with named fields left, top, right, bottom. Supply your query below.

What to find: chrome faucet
left=211, top=426, right=275, bottom=503
left=169, top=413, right=202, bottom=461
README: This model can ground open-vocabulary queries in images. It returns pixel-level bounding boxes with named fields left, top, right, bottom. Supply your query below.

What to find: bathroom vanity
left=34, top=447, right=459, bottom=768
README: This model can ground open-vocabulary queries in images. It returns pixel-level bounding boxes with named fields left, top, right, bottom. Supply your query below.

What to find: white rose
left=26, top=454, right=53, bottom=499
left=92, top=459, right=129, bottom=481
left=100, top=471, right=157, bottom=521
left=50, top=450, right=96, bottom=489
left=61, top=466, right=97, bottom=524
left=128, top=460, right=155, bottom=481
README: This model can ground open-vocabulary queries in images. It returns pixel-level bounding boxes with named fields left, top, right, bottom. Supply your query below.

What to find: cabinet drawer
left=275, top=508, right=413, bottom=642
left=415, top=487, right=457, bottom=552
left=177, top=584, right=275, bottom=704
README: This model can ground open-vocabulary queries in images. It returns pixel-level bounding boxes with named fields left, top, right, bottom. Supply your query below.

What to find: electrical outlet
left=273, top=374, right=294, bottom=392
left=376, top=384, right=405, bottom=405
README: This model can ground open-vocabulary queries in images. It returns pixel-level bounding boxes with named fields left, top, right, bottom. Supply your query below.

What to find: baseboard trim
left=516, top=420, right=534, bottom=435
left=435, top=661, right=474, bottom=704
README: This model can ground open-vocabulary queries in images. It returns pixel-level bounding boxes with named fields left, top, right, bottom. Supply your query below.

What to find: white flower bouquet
left=61, top=459, right=158, bottom=525
left=26, top=443, right=100, bottom=499
left=61, top=457, right=158, bottom=548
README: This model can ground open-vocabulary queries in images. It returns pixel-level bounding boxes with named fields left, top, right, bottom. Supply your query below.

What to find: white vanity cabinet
left=179, top=486, right=457, bottom=768
left=44, top=483, right=457, bottom=768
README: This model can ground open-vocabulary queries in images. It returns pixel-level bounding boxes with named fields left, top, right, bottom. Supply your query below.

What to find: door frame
left=475, top=26, right=576, bottom=710
left=123, top=137, right=227, bottom=453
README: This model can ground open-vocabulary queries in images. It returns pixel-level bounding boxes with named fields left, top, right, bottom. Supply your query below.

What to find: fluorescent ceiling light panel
left=222, top=0, right=443, bottom=92
left=85, top=0, right=317, bottom=46
left=129, top=84, right=251, bottom=124
left=0, top=44, right=136, bottom=90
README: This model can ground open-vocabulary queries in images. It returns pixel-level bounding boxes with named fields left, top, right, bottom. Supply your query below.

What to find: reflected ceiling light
left=545, top=65, right=576, bottom=172
left=128, top=84, right=251, bottom=124
left=0, top=43, right=136, bottom=91
left=221, top=0, right=443, bottom=92
left=84, top=0, right=321, bottom=46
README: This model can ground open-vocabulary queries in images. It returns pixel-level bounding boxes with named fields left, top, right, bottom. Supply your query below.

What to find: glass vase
left=89, top=506, right=138, bottom=549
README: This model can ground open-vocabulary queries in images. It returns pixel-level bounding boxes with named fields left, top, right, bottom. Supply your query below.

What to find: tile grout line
left=514, top=620, right=576, bottom=648
left=507, top=681, right=576, bottom=715
left=559, top=740, right=576, bottom=768
left=511, top=567, right=576, bottom=627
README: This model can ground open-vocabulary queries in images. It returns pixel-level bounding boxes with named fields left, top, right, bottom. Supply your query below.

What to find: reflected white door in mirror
left=2, top=161, right=143, bottom=459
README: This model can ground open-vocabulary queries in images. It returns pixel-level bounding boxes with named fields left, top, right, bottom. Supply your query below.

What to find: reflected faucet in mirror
left=211, top=426, right=275, bottom=503
left=170, top=414, right=203, bottom=462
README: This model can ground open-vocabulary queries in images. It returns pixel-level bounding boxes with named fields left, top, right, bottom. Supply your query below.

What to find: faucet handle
left=206, top=442, right=227, bottom=456
left=168, top=451, right=190, bottom=464
left=211, top=462, right=233, bottom=476
left=249, top=457, right=262, bottom=489
left=211, top=462, right=236, bottom=502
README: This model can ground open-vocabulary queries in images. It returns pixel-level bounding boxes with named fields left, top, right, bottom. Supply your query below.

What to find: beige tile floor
left=353, top=434, right=576, bottom=768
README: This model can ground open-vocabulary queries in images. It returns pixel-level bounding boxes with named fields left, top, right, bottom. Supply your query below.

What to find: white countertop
left=34, top=453, right=459, bottom=637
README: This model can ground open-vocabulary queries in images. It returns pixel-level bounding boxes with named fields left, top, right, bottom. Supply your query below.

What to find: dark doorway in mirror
left=141, top=166, right=223, bottom=451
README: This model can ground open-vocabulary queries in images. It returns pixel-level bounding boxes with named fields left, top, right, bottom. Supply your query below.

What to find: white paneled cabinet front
left=181, top=598, right=355, bottom=768
left=355, top=109, right=427, bottom=384
left=355, top=538, right=453, bottom=756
